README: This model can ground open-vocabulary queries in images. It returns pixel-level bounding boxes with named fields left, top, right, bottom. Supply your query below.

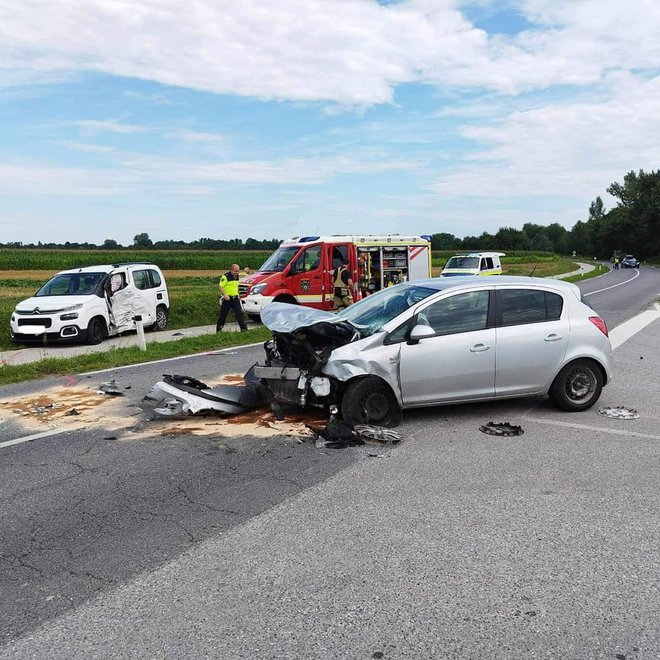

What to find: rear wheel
left=550, top=359, right=603, bottom=411
left=153, top=305, right=169, bottom=331
left=247, top=313, right=262, bottom=323
left=85, top=317, right=105, bottom=345
left=341, top=376, right=402, bottom=427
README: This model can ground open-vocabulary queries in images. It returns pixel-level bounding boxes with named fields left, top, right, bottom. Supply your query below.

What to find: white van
left=10, top=263, right=170, bottom=345
left=440, top=252, right=505, bottom=277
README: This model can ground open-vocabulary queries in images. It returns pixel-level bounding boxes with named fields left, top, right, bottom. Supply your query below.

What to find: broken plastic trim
left=598, top=406, right=640, bottom=420
left=479, top=421, right=524, bottom=436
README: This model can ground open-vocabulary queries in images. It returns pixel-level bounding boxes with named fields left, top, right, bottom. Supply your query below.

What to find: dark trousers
left=216, top=296, right=247, bottom=331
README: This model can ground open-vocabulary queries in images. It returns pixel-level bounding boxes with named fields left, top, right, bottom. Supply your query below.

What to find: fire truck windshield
left=259, top=247, right=300, bottom=272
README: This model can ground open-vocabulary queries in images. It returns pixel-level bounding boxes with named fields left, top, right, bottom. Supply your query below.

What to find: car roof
left=409, top=275, right=580, bottom=295
left=56, top=263, right=160, bottom=275
left=56, top=265, right=115, bottom=275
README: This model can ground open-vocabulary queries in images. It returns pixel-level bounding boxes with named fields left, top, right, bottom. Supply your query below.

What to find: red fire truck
left=240, top=234, right=432, bottom=319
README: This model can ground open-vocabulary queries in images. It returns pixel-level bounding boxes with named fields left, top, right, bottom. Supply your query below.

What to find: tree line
left=3, top=170, right=658, bottom=258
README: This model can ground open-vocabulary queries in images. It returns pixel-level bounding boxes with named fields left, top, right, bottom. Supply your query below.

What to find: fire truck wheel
left=341, top=377, right=402, bottom=428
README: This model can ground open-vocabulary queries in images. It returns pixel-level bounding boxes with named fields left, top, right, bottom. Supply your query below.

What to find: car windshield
left=259, top=247, right=300, bottom=272
left=445, top=256, right=479, bottom=269
left=337, top=284, right=437, bottom=336
left=36, top=272, right=105, bottom=297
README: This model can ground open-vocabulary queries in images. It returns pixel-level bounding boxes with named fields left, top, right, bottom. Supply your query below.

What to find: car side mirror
left=407, top=324, right=436, bottom=344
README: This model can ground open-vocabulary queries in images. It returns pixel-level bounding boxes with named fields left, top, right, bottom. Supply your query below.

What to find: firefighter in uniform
left=216, top=263, right=248, bottom=332
left=332, top=261, right=355, bottom=310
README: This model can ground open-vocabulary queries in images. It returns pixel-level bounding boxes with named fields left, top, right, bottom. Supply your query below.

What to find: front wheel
left=550, top=359, right=603, bottom=412
left=85, top=317, right=105, bottom=345
left=341, top=376, right=402, bottom=427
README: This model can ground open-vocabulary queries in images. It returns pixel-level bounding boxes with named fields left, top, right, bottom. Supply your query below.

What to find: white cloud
left=2, top=0, right=658, bottom=105
left=430, top=74, right=660, bottom=203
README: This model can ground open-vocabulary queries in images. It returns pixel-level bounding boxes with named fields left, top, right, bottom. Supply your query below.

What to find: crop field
left=0, top=249, right=272, bottom=272
left=0, top=250, right=578, bottom=352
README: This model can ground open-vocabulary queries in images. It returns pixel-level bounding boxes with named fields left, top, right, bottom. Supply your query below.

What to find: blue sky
left=1, top=0, right=659, bottom=245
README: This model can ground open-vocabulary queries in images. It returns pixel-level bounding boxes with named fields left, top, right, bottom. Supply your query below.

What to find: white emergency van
left=440, top=252, right=505, bottom=277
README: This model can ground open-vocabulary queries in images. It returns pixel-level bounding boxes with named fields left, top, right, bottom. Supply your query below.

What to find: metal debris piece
left=99, top=380, right=124, bottom=396
left=353, top=424, right=402, bottom=444
left=479, top=421, right=524, bottom=436
left=65, top=408, right=80, bottom=416
left=598, top=406, right=640, bottom=420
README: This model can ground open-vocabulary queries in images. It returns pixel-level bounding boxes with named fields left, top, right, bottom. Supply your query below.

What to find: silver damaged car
left=255, top=276, right=614, bottom=427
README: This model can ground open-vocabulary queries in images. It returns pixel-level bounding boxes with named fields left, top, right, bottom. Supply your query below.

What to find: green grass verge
left=0, top=327, right=272, bottom=386
left=563, top=264, right=610, bottom=283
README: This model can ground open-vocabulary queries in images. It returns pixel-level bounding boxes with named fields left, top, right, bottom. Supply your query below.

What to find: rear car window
left=497, top=289, right=563, bottom=326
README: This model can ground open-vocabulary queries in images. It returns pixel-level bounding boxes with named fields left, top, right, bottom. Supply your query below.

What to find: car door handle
left=470, top=344, right=490, bottom=352
left=544, top=334, right=563, bottom=342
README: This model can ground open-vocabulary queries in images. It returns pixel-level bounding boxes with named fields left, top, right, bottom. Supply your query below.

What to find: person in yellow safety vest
left=216, top=263, right=248, bottom=332
left=332, top=260, right=355, bottom=310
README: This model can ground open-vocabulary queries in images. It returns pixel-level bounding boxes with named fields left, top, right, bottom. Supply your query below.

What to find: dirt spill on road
left=0, top=375, right=328, bottom=441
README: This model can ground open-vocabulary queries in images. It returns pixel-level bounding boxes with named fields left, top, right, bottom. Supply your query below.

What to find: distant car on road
left=620, top=255, right=640, bottom=269
left=10, top=263, right=169, bottom=345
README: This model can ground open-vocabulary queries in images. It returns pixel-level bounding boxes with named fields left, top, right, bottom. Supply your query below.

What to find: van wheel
left=86, top=318, right=105, bottom=345
left=154, top=305, right=169, bottom=331
left=550, top=359, right=603, bottom=411
left=247, top=314, right=261, bottom=323
left=341, top=377, right=402, bottom=428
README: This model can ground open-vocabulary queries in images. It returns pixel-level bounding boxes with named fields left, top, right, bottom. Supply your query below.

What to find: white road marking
left=0, top=430, right=64, bottom=449
left=609, top=309, right=660, bottom=349
left=525, top=417, right=660, bottom=441
left=582, top=269, right=639, bottom=296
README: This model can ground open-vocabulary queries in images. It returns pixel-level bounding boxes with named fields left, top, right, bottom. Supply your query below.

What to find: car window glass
left=546, top=292, right=563, bottom=320
left=485, top=257, right=494, bottom=269
left=499, top=289, right=563, bottom=326
left=133, top=269, right=150, bottom=290
left=418, top=290, right=489, bottom=336
left=148, top=269, right=162, bottom=287
left=293, top=246, right=321, bottom=273
left=332, top=246, right=349, bottom=270
left=386, top=318, right=413, bottom=344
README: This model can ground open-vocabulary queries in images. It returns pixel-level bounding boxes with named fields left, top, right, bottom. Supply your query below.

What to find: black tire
left=341, top=376, right=402, bottom=427
left=274, top=296, right=297, bottom=305
left=85, top=317, right=105, bottom=345
left=247, top=313, right=262, bottom=324
left=153, top=305, right=169, bottom=331
left=550, top=359, right=603, bottom=412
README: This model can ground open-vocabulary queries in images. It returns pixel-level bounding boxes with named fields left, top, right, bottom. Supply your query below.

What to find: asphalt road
left=1, top=267, right=659, bottom=659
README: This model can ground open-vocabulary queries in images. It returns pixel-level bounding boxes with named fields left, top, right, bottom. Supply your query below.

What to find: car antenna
left=528, top=264, right=539, bottom=277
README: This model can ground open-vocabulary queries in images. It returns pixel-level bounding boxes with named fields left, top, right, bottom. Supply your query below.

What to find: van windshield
left=445, top=257, right=479, bottom=269
left=259, top=247, right=300, bottom=272
left=36, top=272, right=105, bottom=297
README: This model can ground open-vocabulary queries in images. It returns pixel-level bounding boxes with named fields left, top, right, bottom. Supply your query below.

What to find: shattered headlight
left=62, top=303, right=84, bottom=313
left=250, top=283, right=267, bottom=295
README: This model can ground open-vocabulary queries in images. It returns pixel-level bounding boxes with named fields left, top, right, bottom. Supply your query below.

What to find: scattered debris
left=64, top=408, right=81, bottom=416
left=306, top=417, right=403, bottom=449
left=140, top=373, right=265, bottom=419
left=354, top=424, right=402, bottom=444
left=598, top=406, right=640, bottom=420
left=479, top=421, right=524, bottom=436
left=99, top=380, right=124, bottom=396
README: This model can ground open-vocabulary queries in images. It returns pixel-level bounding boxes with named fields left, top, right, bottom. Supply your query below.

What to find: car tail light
left=589, top=316, right=609, bottom=337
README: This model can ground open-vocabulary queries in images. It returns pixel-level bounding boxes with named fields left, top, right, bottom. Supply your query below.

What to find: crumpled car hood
left=262, top=302, right=341, bottom=333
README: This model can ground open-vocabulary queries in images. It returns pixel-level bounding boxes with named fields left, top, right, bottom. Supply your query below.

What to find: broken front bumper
left=252, top=365, right=332, bottom=408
